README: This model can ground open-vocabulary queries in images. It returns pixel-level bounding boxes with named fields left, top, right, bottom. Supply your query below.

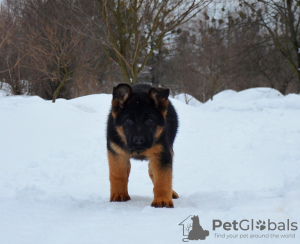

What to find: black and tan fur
left=106, top=83, right=178, bottom=208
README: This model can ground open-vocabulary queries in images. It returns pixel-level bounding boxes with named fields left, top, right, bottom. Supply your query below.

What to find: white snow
left=0, top=88, right=300, bottom=243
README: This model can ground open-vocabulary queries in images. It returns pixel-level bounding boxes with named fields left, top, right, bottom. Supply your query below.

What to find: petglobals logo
left=212, top=219, right=298, bottom=231
left=178, top=216, right=298, bottom=242
left=213, top=219, right=298, bottom=240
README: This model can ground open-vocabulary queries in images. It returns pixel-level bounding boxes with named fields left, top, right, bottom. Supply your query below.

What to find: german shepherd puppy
left=106, top=83, right=179, bottom=208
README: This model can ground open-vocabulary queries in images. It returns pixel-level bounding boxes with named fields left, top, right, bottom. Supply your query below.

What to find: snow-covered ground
left=0, top=88, right=300, bottom=244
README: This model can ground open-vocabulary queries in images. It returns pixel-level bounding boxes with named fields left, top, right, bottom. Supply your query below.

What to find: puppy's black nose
left=133, top=136, right=145, bottom=145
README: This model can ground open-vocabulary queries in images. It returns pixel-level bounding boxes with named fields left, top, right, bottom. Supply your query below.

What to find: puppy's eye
left=145, top=118, right=154, bottom=126
left=124, top=118, right=134, bottom=126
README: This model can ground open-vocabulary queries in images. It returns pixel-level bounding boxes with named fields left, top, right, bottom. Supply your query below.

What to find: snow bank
left=205, top=88, right=300, bottom=111
left=0, top=88, right=300, bottom=244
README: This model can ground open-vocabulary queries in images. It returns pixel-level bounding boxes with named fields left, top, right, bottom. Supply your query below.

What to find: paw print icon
left=256, top=220, right=266, bottom=230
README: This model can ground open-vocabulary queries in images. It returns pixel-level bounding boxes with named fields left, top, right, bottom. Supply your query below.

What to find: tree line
left=0, top=0, right=299, bottom=103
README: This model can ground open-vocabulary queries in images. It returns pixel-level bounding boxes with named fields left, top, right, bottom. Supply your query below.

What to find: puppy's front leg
left=108, top=150, right=131, bottom=202
left=148, top=150, right=174, bottom=208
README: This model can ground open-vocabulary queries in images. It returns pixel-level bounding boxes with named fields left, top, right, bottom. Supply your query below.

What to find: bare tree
left=21, top=0, right=105, bottom=102
left=93, top=0, right=212, bottom=84
left=240, top=0, right=300, bottom=92
left=0, top=0, right=25, bottom=95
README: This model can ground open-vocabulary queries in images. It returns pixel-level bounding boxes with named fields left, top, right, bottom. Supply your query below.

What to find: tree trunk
left=131, top=71, right=138, bottom=84
left=279, top=79, right=290, bottom=95
left=52, top=72, right=69, bottom=103
left=297, top=71, right=300, bottom=93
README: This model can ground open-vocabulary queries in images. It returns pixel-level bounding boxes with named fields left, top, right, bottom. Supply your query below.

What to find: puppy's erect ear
left=148, top=87, right=169, bottom=114
left=113, top=83, right=132, bottom=107
left=157, top=88, right=170, bottom=99
left=111, top=84, right=131, bottom=118
left=148, top=87, right=169, bottom=104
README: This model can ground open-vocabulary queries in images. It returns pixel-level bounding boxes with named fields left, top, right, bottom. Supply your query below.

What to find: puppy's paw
left=151, top=198, right=174, bottom=208
left=110, top=193, right=131, bottom=202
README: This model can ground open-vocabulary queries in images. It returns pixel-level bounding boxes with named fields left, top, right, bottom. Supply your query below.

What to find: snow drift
left=0, top=88, right=300, bottom=244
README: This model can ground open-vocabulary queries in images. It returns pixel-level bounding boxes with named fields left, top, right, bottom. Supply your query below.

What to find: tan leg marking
left=147, top=146, right=179, bottom=203
left=148, top=158, right=174, bottom=208
left=108, top=149, right=131, bottom=202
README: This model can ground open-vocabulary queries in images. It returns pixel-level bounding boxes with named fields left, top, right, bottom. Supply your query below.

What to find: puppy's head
left=111, top=83, right=169, bottom=152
